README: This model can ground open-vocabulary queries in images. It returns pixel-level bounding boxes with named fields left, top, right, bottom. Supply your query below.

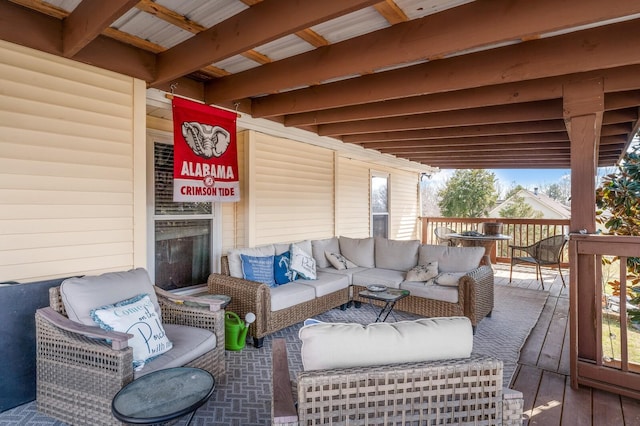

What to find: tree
left=499, top=194, right=544, bottom=218
left=504, top=183, right=526, bottom=200
left=596, top=144, right=640, bottom=316
left=438, top=169, right=498, bottom=217
left=543, top=175, right=571, bottom=205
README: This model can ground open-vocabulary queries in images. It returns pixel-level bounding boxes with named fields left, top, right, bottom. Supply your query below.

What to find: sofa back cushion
left=311, top=237, right=340, bottom=268
left=299, top=317, right=473, bottom=371
left=60, top=268, right=160, bottom=326
left=375, top=238, right=420, bottom=271
left=419, top=245, right=485, bottom=273
left=227, top=245, right=276, bottom=278
left=339, top=236, right=375, bottom=268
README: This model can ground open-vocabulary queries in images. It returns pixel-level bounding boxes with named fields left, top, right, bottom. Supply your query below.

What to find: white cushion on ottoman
left=299, top=317, right=473, bottom=371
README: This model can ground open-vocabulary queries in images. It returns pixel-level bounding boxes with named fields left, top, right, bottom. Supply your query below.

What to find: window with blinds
left=153, top=142, right=213, bottom=290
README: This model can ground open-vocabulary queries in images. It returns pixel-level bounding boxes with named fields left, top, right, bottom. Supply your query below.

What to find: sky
left=430, top=168, right=572, bottom=193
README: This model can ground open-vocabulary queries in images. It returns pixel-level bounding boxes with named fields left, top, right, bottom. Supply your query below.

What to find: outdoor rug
left=0, top=284, right=547, bottom=426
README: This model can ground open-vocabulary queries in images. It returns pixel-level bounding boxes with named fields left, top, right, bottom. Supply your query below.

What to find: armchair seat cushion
left=136, top=324, right=216, bottom=378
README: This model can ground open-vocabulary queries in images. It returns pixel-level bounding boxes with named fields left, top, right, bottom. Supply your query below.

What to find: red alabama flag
left=172, top=97, right=239, bottom=202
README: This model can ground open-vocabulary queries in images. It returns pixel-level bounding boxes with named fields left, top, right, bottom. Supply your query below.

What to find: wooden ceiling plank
left=154, top=0, right=380, bottom=87
left=319, top=100, right=563, bottom=136
left=102, top=27, right=166, bottom=53
left=205, top=0, right=640, bottom=104
left=295, top=28, right=329, bottom=47
left=62, top=0, right=139, bottom=57
left=252, top=19, right=640, bottom=117
left=387, top=147, right=571, bottom=156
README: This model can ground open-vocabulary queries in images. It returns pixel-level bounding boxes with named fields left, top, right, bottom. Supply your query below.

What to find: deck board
left=494, top=264, right=638, bottom=425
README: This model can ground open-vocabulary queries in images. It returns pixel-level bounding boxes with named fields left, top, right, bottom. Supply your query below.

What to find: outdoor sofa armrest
left=459, top=260, right=495, bottom=324
left=272, top=339, right=298, bottom=425
left=36, top=306, right=132, bottom=350
left=207, top=273, right=270, bottom=337
left=155, top=287, right=225, bottom=335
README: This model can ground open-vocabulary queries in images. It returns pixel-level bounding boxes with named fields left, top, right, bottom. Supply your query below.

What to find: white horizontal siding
left=250, top=132, right=334, bottom=246
left=0, top=40, right=142, bottom=282
left=336, top=157, right=371, bottom=238
left=390, top=171, right=420, bottom=240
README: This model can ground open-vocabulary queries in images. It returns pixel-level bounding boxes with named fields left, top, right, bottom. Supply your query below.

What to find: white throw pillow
left=91, top=294, right=173, bottom=370
left=435, top=272, right=466, bottom=287
left=325, top=251, right=358, bottom=270
left=299, top=317, right=473, bottom=371
left=290, top=243, right=317, bottom=280
left=405, top=262, right=438, bottom=281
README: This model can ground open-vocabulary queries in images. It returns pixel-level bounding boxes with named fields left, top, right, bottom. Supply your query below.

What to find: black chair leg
left=253, top=337, right=264, bottom=348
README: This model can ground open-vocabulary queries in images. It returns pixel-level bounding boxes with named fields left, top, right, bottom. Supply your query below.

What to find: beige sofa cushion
left=400, top=281, right=459, bottom=303
left=299, top=317, right=473, bottom=371
left=311, top=237, right=340, bottom=268
left=339, top=236, right=375, bottom=268
left=270, top=282, right=316, bottom=311
left=418, top=245, right=485, bottom=273
left=352, top=268, right=405, bottom=288
left=375, top=238, right=420, bottom=271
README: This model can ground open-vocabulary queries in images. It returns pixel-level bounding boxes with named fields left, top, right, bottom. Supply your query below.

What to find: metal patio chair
left=509, top=234, right=567, bottom=289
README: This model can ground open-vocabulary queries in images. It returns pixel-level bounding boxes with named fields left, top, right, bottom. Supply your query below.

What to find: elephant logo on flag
left=181, top=121, right=231, bottom=159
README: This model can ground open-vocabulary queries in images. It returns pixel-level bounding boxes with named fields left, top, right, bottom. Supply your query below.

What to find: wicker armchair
left=509, top=234, right=567, bottom=289
left=434, top=226, right=459, bottom=246
left=272, top=339, right=524, bottom=425
left=36, top=283, right=226, bottom=426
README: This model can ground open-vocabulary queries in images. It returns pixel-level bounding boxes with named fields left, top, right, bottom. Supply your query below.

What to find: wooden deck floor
left=496, top=264, right=640, bottom=425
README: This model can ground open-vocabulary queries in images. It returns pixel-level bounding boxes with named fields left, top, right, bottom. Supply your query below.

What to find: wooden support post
left=564, top=77, right=603, bottom=379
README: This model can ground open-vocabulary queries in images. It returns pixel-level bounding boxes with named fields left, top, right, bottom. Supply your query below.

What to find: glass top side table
left=111, top=367, right=215, bottom=425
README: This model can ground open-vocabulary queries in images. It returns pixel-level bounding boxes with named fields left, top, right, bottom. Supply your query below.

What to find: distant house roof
left=487, top=189, right=571, bottom=219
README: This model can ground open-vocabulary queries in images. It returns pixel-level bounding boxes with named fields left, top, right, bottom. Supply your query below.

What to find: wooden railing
left=420, top=217, right=571, bottom=264
left=569, top=234, right=640, bottom=399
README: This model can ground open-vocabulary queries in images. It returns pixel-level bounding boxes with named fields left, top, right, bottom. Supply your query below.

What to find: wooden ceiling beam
left=205, top=0, right=640, bottom=104
left=359, top=132, right=570, bottom=149
left=319, top=100, right=563, bottom=136
left=378, top=143, right=570, bottom=155
left=252, top=19, right=640, bottom=117
left=153, top=0, right=380, bottom=86
left=395, top=148, right=572, bottom=158
left=62, top=0, right=138, bottom=57
left=342, top=121, right=568, bottom=143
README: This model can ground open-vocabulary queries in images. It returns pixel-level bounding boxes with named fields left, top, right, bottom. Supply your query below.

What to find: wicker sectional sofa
left=207, top=236, right=494, bottom=347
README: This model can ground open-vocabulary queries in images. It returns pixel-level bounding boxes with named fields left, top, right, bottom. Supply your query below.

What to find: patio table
left=447, top=232, right=511, bottom=262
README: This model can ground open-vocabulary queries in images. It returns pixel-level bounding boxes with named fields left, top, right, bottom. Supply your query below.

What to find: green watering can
left=225, top=311, right=256, bottom=351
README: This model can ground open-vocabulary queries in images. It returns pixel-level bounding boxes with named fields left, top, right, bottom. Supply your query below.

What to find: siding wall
left=336, top=157, right=371, bottom=238
left=0, top=41, right=145, bottom=282
left=246, top=131, right=335, bottom=246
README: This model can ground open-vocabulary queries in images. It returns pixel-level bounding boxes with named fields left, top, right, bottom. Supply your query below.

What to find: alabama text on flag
left=172, top=97, right=240, bottom=202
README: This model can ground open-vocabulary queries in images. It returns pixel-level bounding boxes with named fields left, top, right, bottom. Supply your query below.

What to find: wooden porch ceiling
left=3, top=0, right=640, bottom=169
